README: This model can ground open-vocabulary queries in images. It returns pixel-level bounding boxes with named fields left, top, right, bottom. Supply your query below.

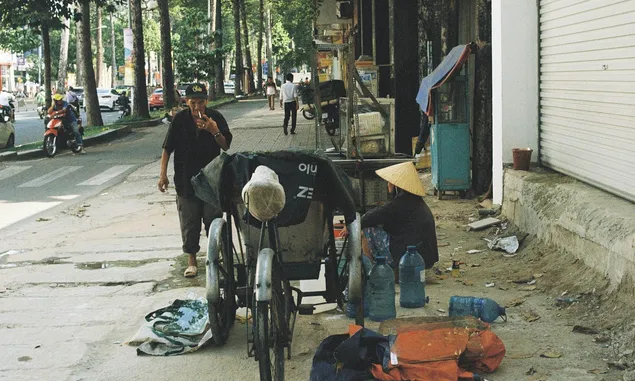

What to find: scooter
left=321, top=103, right=340, bottom=136
left=118, top=103, right=131, bottom=119
left=36, top=104, right=46, bottom=119
left=43, top=109, right=84, bottom=157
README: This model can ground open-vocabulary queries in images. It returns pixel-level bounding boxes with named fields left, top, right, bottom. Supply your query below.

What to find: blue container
left=368, top=256, right=396, bottom=322
left=399, top=245, right=428, bottom=308
left=448, top=296, right=507, bottom=323
left=346, top=256, right=372, bottom=318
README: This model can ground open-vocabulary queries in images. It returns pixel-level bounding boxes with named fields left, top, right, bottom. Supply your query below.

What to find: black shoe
left=283, top=129, right=288, bottom=135
left=290, top=130, right=296, bottom=135
left=414, top=141, right=424, bottom=155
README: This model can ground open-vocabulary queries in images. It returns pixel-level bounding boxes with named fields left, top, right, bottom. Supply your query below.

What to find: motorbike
left=299, top=87, right=316, bottom=120
left=37, top=104, right=46, bottom=119
left=43, top=109, right=84, bottom=157
left=321, top=103, right=340, bottom=136
left=118, top=103, right=131, bottom=119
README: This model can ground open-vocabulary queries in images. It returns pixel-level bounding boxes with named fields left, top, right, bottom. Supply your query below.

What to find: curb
left=0, top=150, right=17, bottom=162
left=120, top=118, right=163, bottom=129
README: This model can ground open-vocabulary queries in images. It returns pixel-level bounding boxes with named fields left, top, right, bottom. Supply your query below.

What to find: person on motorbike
left=48, top=93, right=84, bottom=153
left=116, top=91, right=131, bottom=117
left=36, top=89, right=46, bottom=107
left=65, top=86, right=80, bottom=118
left=0, top=89, right=16, bottom=122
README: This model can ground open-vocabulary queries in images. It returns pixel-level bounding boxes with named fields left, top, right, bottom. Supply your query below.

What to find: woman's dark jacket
left=361, top=191, right=439, bottom=268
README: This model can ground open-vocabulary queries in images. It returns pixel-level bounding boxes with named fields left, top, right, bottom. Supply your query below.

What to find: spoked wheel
left=324, top=121, right=337, bottom=136
left=43, top=135, right=57, bottom=157
left=206, top=218, right=236, bottom=345
left=254, top=262, right=287, bottom=381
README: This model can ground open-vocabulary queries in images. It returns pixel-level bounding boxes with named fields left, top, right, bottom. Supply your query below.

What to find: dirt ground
left=153, top=185, right=635, bottom=381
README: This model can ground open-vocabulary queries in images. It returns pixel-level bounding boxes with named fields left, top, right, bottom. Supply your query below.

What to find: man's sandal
left=184, top=266, right=198, bottom=278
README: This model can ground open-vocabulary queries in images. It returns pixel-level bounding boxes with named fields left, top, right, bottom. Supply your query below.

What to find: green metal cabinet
left=430, top=70, right=471, bottom=199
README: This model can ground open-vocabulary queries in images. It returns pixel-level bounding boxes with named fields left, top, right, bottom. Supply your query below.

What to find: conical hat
left=375, top=162, right=425, bottom=196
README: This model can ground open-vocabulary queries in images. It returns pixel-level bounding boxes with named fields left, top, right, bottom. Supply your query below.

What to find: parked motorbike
left=302, top=103, right=316, bottom=120
left=321, top=103, right=340, bottom=136
left=43, top=109, right=84, bottom=157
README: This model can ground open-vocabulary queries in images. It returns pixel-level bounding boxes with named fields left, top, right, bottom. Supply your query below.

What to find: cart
left=193, top=151, right=364, bottom=381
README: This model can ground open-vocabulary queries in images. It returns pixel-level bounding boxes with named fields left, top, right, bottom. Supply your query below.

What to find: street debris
left=526, top=366, right=537, bottom=375
left=527, top=279, right=537, bottom=285
left=506, top=298, right=525, bottom=308
left=594, top=334, right=610, bottom=343
left=556, top=297, right=578, bottom=306
left=485, top=235, right=519, bottom=255
left=587, top=368, right=607, bottom=375
left=607, top=361, right=628, bottom=370
left=35, top=217, right=50, bottom=222
left=519, top=285, right=537, bottom=291
left=478, top=209, right=498, bottom=216
left=437, top=308, right=446, bottom=313
left=438, top=242, right=450, bottom=247
left=461, top=280, right=474, bottom=286
left=466, top=249, right=484, bottom=254
left=533, top=273, right=544, bottom=279
left=522, top=310, right=541, bottom=322
left=467, top=217, right=501, bottom=231
left=540, top=351, right=562, bottom=358
left=485, top=283, right=495, bottom=288
left=34, top=345, right=40, bottom=349
left=572, top=325, right=599, bottom=335
left=309, top=322, right=321, bottom=326
left=469, top=263, right=481, bottom=267
left=512, top=275, right=534, bottom=284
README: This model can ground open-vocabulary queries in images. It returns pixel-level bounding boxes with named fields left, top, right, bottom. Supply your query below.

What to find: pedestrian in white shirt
left=279, top=73, right=299, bottom=135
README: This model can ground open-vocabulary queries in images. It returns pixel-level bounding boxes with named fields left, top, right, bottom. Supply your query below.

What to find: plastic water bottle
left=346, top=256, right=372, bottom=318
left=368, top=256, right=396, bottom=322
left=448, top=296, right=507, bottom=323
left=399, top=245, right=428, bottom=308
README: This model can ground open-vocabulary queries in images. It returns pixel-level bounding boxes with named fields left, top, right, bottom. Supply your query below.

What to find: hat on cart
left=375, top=162, right=425, bottom=196
left=52, top=93, right=64, bottom=101
left=185, top=83, right=207, bottom=99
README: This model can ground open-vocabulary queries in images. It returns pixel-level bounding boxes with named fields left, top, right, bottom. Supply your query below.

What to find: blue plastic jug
left=399, top=245, right=429, bottom=308
left=368, top=256, right=396, bottom=322
left=448, top=296, right=507, bottom=323
left=346, top=255, right=372, bottom=318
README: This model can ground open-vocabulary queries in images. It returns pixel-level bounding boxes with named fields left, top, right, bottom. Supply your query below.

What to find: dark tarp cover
left=416, top=44, right=471, bottom=116
left=191, top=150, right=357, bottom=227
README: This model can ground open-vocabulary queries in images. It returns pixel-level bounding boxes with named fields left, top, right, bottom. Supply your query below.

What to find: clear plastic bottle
left=448, top=296, right=507, bottom=323
left=346, top=255, right=372, bottom=318
left=368, top=256, right=396, bottom=322
left=399, top=245, right=428, bottom=308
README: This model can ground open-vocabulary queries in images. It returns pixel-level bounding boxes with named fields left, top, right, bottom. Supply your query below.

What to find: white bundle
left=241, top=166, right=286, bottom=222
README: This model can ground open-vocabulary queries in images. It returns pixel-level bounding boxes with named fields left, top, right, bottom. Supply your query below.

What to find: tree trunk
left=42, top=22, right=52, bottom=107
left=110, top=12, right=116, bottom=88
left=57, top=18, right=70, bottom=91
left=231, top=0, right=243, bottom=96
left=96, top=5, right=103, bottom=87
left=131, top=0, right=150, bottom=117
left=215, top=0, right=226, bottom=97
left=240, top=0, right=253, bottom=94
left=158, top=0, right=175, bottom=109
left=75, top=14, right=84, bottom=87
left=79, top=0, right=103, bottom=127
left=266, top=7, right=273, bottom=82
left=257, top=0, right=263, bottom=91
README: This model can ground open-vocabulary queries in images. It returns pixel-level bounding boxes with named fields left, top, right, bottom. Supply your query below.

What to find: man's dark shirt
left=162, top=107, right=232, bottom=197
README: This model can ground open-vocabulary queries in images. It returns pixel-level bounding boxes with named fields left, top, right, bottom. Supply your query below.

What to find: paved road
left=0, top=98, right=316, bottom=235
left=13, top=99, right=121, bottom=146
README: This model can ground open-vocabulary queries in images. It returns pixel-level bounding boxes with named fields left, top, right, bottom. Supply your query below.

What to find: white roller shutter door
left=539, top=0, right=635, bottom=202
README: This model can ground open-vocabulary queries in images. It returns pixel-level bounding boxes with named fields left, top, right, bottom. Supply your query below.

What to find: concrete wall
left=503, top=169, right=635, bottom=289
left=492, top=0, right=539, bottom=204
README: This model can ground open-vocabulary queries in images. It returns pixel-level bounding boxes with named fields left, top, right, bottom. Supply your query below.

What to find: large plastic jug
left=368, top=256, right=396, bottom=322
left=448, top=296, right=507, bottom=323
left=399, top=245, right=428, bottom=308
left=346, top=255, right=372, bottom=318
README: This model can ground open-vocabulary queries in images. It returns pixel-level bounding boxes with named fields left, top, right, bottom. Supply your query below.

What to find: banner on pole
left=123, top=28, right=134, bottom=86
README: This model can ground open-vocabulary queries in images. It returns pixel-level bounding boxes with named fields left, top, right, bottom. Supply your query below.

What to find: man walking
left=279, top=73, right=299, bottom=135
left=158, top=83, right=232, bottom=278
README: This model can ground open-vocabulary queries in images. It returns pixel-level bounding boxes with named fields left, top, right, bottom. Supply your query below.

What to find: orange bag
left=363, top=316, right=506, bottom=381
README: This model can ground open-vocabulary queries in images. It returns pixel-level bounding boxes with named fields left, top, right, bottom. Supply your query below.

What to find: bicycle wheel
left=206, top=218, right=236, bottom=345
left=254, top=262, right=286, bottom=381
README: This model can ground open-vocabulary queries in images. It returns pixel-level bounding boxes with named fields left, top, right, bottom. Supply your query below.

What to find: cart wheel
left=206, top=218, right=236, bottom=346
left=438, top=190, right=443, bottom=200
left=254, top=260, right=286, bottom=381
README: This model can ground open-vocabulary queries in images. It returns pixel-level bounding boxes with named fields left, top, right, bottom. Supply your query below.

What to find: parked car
left=0, top=110, right=15, bottom=148
left=223, top=81, right=235, bottom=94
left=149, top=88, right=164, bottom=111
left=96, top=88, right=120, bottom=111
